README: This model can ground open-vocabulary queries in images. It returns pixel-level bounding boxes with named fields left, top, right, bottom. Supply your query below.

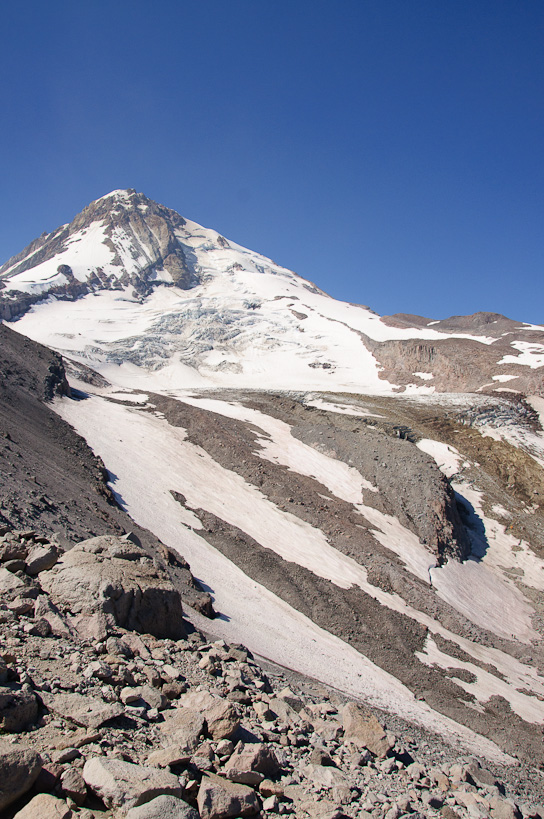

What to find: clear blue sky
left=1, top=1, right=543, bottom=323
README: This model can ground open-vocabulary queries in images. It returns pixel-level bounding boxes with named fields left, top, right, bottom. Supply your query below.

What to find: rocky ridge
left=1, top=528, right=542, bottom=819
left=0, top=190, right=197, bottom=322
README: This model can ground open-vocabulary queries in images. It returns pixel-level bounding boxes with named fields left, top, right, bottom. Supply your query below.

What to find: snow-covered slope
left=2, top=190, right=544, bottom=767
left=2, top=189, right=542, bottom=394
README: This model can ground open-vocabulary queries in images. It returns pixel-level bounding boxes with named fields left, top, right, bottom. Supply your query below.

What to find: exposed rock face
left=40, top=535, right=186, bottom=640
left=363, top=329, right=544, bottom=395
left=0, top=190, right=198, bottom=321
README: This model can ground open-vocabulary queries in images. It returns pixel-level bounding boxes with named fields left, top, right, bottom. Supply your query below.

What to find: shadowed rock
left=40, top=535, right=185, bottom=639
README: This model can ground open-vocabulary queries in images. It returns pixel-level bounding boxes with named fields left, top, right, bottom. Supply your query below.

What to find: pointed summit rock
left=0, top=189, right=197, bottom=320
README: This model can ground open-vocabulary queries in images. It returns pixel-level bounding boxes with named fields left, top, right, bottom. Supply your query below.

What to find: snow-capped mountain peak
left=1, top=190, right=543, bottom=395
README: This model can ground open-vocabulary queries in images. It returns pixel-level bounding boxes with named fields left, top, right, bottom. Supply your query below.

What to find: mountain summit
left=1, top=189, right=543, bottom=394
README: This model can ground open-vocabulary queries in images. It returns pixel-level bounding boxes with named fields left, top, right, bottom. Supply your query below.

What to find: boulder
left=342, top=703, right=394, bottom=758
left=34, top=595, right=73, bottom=639
left=160, top=707, right=205, bottom=750
left=197, top=773, right=260, bottom=819
left=204, top=698, right=240, bottom=740
left=0, top=686, right=38, bottom=732
left=224, top=743, right=280, bottom=785
left=60, top=766, right=87, bottom=806
left=82, top=756, right=182, bottom=811
left=41, top=691, right=123, bottom=729
left=0, top=539, right=28, bottom=563
left=12, top=793, right=73, bottom=819
left=490, top=797, right=523, bottom=819
left=125, top=795, right=199, bottom=819
left=0, top=567, right=27, bottom=597
left=25, top=544, right=59, bottom=575
left=267, top=696, right=301, bottom=725
left=0, top=739, right=43, bottom=812
left=303, top=763, right=347, bottom=789
left=40, top=535, right=185, bottom=640
left=147, top=745, right=191, bottom=768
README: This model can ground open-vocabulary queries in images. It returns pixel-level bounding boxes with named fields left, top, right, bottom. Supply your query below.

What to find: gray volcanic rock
left=0, top=740, right=43, bottom=812
left=12, top=793, right=73, bottom=819
left=363, top=330, right=544, bottom=395
left=82, top=756, right=182, bottom=811
left=0, top=190, right=198, bottom=321
left=125, top=796, right=199, bottom=819
left=342, top=702, right=395, bottom=758
left=41, top=691, right=124, bottom=729
left=197, top=772, right=261, bottom=819
left=40, top=535, right=186, bottom=640
left=0, top=686, right=38, bottom=732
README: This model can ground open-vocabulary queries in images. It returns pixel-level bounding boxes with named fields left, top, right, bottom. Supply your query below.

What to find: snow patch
left=417, top=636, right=544, bottom=724
left=416, top=439, right=463, bottom=478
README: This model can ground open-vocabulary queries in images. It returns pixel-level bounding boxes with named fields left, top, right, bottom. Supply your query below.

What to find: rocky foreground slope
left=1, top=528, right=543, bottom=819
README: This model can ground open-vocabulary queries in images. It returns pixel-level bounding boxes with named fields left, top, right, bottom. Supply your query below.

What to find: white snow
left=429, top=558, right=536, bottom=643
left=5, top=220, right=113, bottom=293
left=491, top=503, right=511, bottom=518
left=417, top=636, right=544, bottom=724
left=527, top=395, right=544, bottom=429
left=492, top=374, right=518, bottom=383
left=416, top=439, right=463, bottom=478
left=499, top=341, right=544, bottom=369
left=304, top=398, right=384, bottom=417
left=4, top=200, right=527, bottom=398
left=453, top=482, right=544, bottom=594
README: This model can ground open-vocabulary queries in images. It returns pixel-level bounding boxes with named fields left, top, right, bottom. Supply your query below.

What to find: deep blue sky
left=1, top=1, right=543, bottom=323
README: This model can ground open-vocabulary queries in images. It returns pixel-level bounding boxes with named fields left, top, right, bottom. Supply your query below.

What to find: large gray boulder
left=197, top=773, right=260, bottom=819
left=125, top=795, right=199, bottom=819
left=159, top=707, right=205, bottom=750
left=0, top=686, right=38, bottom=732
left=0, top=739, right=43, bottom=812
left=12, top=793, right=73, bottom=819
left=224, top=743, right=280, bottom=785
left=40, top=535, right=185, bottom=639
left=41, top=691, right=123, bottom=729
left=342, top=702, right=394, bottom=758
left=82, top=756, right=182, bottom=812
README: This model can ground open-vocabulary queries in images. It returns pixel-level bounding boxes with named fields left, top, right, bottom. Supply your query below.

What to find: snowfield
left=54, top=389, right=544, bottom=758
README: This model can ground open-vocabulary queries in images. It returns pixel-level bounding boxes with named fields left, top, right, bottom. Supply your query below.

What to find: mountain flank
left=1, top=190, right=544, bottom=816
